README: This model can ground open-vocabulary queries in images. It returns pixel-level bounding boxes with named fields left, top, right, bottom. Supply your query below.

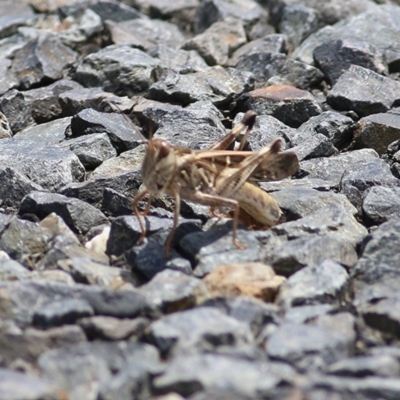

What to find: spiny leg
left=164, top=189, right=181, bottom=257
left=132, top=189, right=149, bottom=244
left=139, top=194, right=152, bottom=217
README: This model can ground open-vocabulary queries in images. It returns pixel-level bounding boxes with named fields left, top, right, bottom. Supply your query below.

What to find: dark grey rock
left=0, top=89, right=34, bottom=133
left=39, top=342, right=161, bottom=400
left=291, top=133, right=337, bottom=161
left=0, top=368, right=60, bottom=400
left=60, top=132, right=117, bottom=169
left=293, top=4, right=400, bottom=66
left=147, top=306, right=253, bottom=356
left=106, top=17, right=186, bottom=50
left=283, top=304, right=336, bottom=325
left=153, top=353, right=295, bottom=398
left=232, top=112, right=296, bottom=151
left=326, top=354, right=400, bottom=377
left=33, top=298, right=94, bottom=329
left=60, top=169, right=142, bottom=206
left=270, top=187, right=357, bottom=220
left=299, top=148, right=379, bottom=185
left=0, top=110, right=11, bottom=138
left=362, top=186, right=400, bottom=225
left=236, top=52, right=323, bottom=90
left=23, top=79, right=83, bottom=123
left=69, top=108, right=142, bottom=153
left=237, top=85, right=322, bottom=128
left=183, top=17, right=247, bottom=66
left=0, top=166, right=43, bottom=208
left=77, top=315, right=149, bottom=341
left=14, top=116, right=71, bottom=144
left=149, top=44, right=209, bottom=73
left=327, top=65, right=400, bottom=117
left=148, top=67, right=254, bottom=107
left=386, top=49, right=400, bottom=74
left=340, top=158, right=400, bottom=211
left=260, top=177, right=337, bottom=193
left=138, top=269, right=207, bottom=313
left=266, top=322, right=355, bottom=371
left=279, top=4, right=319, bottom=48
left=75, top=45, right=160, bottom=96
left=0, top=138, right=85, bottom=191
left=353, top=112, right=400, bottom=156
left=153, top=101, right=225, bottom=149
left=276, top=260, right=349, bottom=308
left=11, top=33, right=78, bottom=90
left=19, top=191, right=108, bottom=235
left=314, top=39, right=387, bottom=86
left=101, top=188, right=133, bottom=217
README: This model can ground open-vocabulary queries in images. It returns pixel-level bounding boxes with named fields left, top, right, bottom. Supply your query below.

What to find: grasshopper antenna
left=238, top=110, right=257, bottom=151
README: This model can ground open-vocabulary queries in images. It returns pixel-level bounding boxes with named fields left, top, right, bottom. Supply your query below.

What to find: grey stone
left=148, top=67, right=254, bottom=107
left=0, top=58, right=18, bottom=96
left=0, top=166, right=44, bottom=208
left=75, top=45, right=160, bottom=97
left=183, top=17, right=247, bottom=66
left=0, top=139, right=85, bottom=191
left=283, top=304, right=336, bottom=325
left=353, top=112, right=400, bottom=156
left=0, top=13, right=38, bottom=40
left=0, top=368, right=60, bottom=400
left=291, top=133, right=337, bottom=161
left=33, top=298, right=95, bottom=329
left=14, top=117, right=72, bottom=144
left=293, top=5, right=400, bottom=66
left=326, top=355, right=400, bottom=377
left=327, top=65, right=400, bottom=117
left=23, top=79, right=83, bottom=123
left=237, top=85, right=322, bottom=128
left=266, top=322, right=355, bottom=371
left=0, top=110, right=11, bottom=138
left=300, top=149, right=379, bottom=186
left=19, top=191, right=108, bottom=235
left=106, top=17, right=186, bottom=50
left=153, top=353, right=295, bottom=398
left=236, top=52, right=323, bottom=90
left=138, top=269, right=207, bottom=314
left=0, top=89, right=34, bottom=133
left=149, top=44, right=209, bottom=73
left=362, top=186, right=400, bottom=225
left=340, top=158, right=400, bottom=212
left=69, top=108, right=142, bottom=153
left=147, top=307, right=253, bottom=356
left=279, top=5, right=319, bottom=48
left=60, top=132, right=117, bottom=169
left=11, top=33, right=78, bottom=90
left=276, top=260, right=349, bottom=308
left=77, top=315, right=149, bottom=341
left=38, top=342, right=161, bottom=400
left=314, top=39, right=388, bottom=86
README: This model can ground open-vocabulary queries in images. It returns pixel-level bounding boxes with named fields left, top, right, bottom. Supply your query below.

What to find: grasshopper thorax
left=141, top=138, right=177, bottom=194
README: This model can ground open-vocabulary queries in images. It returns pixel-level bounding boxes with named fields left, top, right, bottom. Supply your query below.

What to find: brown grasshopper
left=132, top=111, right=299, bottom=255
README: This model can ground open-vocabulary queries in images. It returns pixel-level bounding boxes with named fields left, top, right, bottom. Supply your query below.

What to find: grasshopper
left=132, top=111, right=299, bottom=256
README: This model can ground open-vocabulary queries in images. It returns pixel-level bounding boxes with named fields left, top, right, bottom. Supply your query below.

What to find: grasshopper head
left=142, top=139, right=177, bottom=194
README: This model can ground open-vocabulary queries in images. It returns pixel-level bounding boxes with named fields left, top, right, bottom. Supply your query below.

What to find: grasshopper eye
left=158, top=143, right=170, bottom=159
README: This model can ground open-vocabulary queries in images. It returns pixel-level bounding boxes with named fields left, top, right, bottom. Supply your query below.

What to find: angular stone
left=314, top=39, right=387, bottom=86
left=106, top=17, right=186, bottom=50
left=236, top=52, right=323, bottom=90
left=148, top=67, right=254, bottom=107
left=237, top=85, right=322, bottom=128
left=0, top=138, right=85, bottom=191
left=183, top=17, right=247, bottom=66
left=283, top=304, right=336, bottom=325
left=60, top=132, right=117, bottom=169
left=0, top=110, right=11, bottom=138
left=78, top=316, right=149, bottom=341
left=266, top=322, right=355, bottom=371
left=276, top=260, right=349, bottom=308
left=327, top=65, right=400, bottom=117
left=75, top=45, right=160, bottom=97
left=147, top=307, right=253, bottom=356
left=19, top=191, right=108, bottom=235
left=340, top=158, right=400, bottom=211
left=353, top=112, right=400, bottom=156
left=291, top=133, right=336, bottom=161
left=14, top=117, right=71, bottom=144
left=69, top=108, right=142, bottom=153
left=202, top=262, right=285, bottom=302
left=362, top=186, right=400, bottom=225
left=11, top=34, right=78, bottom=90
left=0, top=58, right=18, bottom=96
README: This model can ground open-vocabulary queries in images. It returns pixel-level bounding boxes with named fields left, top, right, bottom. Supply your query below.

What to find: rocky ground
left=1, top=0, right=400, bottom=399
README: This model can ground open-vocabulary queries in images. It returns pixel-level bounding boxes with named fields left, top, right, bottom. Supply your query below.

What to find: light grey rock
left=290, top=133, right=337, bottom=161
left=283, top=304, right=336, bottom=325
